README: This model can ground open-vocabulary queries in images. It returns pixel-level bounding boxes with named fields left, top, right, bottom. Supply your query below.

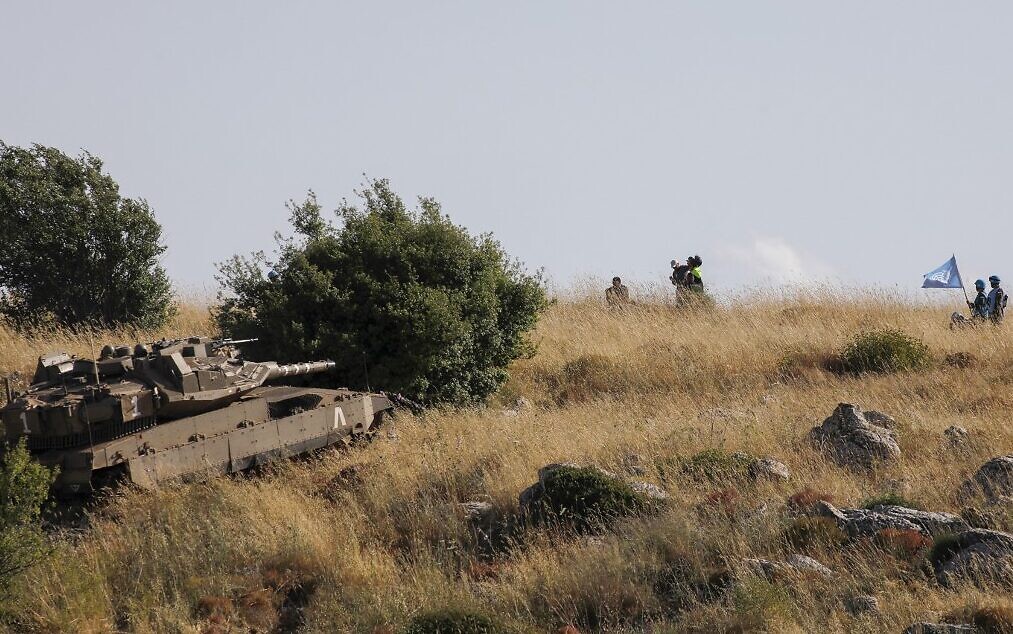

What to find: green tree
left=0, top=142, right=174, bottom=328
left=215, top=179, right=547, bottom=405
left=0, top=438, right=55, bottom=593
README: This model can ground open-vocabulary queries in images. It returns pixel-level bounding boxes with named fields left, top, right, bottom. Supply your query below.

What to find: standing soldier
left=987, top=275, right=1007, bottom=324
left=952, top=279, right=989, bottom=328
left=605, top=276, right=631, bottom=308
left=687, top=255, right=704, bottom=290
left=670, top=259, right=690, bottom=288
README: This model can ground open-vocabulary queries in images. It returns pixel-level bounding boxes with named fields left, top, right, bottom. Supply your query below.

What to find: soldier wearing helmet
left=987, top=275, right=1007, bottom=324
left=969, top=279, right=989, bottom=320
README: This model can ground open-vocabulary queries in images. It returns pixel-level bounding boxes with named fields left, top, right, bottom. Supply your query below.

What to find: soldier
left=686, top=255, right=704, bottom=290
left=670, top=259, right=691, bottom=288
left=987, top=275, right=1007, bottom=324
left=605, top=276, right=631, bottom=308
left=952, top=279, right=989, bottom=328
left=970, top=279, right=989, bottom=320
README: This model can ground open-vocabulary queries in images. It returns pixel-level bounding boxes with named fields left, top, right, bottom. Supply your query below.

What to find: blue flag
left=922, top=256, right=964, bottom=289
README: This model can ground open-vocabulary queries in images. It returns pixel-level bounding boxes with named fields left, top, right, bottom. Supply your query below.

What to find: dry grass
left=4, top=288, right=1013, bottom=633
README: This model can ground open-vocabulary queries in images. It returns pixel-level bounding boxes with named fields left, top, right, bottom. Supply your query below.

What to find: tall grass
left=4, top=287, right=1012, bottom=632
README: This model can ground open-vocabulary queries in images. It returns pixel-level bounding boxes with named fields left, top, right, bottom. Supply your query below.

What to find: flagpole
left=954, top=254, right=970, bottom=306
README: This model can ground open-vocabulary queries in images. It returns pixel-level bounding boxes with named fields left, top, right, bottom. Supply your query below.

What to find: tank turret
left=1, top=336, right=392, bottom=497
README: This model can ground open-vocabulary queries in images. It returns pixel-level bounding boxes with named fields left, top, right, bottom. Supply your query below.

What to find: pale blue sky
left=3, top=2, right=1011, bottom=293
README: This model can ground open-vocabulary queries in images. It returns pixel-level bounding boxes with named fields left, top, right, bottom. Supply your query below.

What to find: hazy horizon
left=4, top=2, right=1012, bottom=295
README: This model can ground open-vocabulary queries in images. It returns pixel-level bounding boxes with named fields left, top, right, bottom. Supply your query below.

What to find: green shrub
left=837, top=329, right=929, bottom=374
left=0, top=437, right=56, bottom=593
left=782, top=516, right=847, bottom=551
left=215, top=180, right=547, bottom=405
left=927, top=533, right=963, bottom=572
left=678, top=449, right=754, bottom=483
left=404, top=608, right=507, bottom=634
left=527, top=465, right=654, bottom=531
left=861, top=492, right=923, bottom=510
left=0, top=142, right=174, bottom=328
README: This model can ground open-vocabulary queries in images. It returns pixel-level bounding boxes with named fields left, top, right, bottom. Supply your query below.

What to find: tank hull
left=33, top=386, right=391, bottom=497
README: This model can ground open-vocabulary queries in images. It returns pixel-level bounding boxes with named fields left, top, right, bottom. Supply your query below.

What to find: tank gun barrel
left=264, top=360, right=336, bottom=381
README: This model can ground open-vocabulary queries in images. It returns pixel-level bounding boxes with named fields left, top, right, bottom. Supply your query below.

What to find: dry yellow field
left=3, top=290, right=1013, bottom=633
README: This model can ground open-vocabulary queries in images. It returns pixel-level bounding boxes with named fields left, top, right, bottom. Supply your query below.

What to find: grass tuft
left=837, top=328, right=930, bottom=374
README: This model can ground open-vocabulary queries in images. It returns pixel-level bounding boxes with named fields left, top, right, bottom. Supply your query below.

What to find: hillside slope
left=4, top=293, right=1013, bottom=633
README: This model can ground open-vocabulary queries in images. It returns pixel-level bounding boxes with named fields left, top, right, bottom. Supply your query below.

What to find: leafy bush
left=404, top=607, right=507, bottom=634
left=861, top=492, right=923, bottom=510
left=215, top=180, right=547, bottom=405
left=526, top=465, right=654, bottom=531
left=0, top=142, right=174, bottom=328
left=927, top=533, right=963, bottom=572
left=678, top=449, right=754, bottom=483
left=837, top=329, right=929, bottom=374
left=0, top=438, right=56, bottom=593
left=782, top=517, right=847, bottom=551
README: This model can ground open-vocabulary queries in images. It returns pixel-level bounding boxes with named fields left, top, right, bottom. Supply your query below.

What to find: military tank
left=0, top=337, right=393, bottom=497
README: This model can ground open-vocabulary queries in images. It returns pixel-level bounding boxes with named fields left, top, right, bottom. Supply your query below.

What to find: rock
left=809, top=404, right=901, bottom=469
left=813, top=501, right=969, bottom=538
left=518, top=483, right=540, bottom=510
left=742, top=554, right=833, bottom=580
left=902, top=624, right=975, bottom=634
left=944, top=425, right=969, bottom=445
left=749, top=457, right=791, bottom=482
left=843, top=594, right=880, bottom=617
left=964, top=455, right=1013, bottom=503
left=863, top=410, right=897, bottom=429
left=934, top=528, right=1013, bottom=588
left=784, top=554, right=834, bottom=577
left=629, top=481, right=669, bottom=500
left=961, top=497, right=1013, bottom=530
left=459, top=500, right=494, bottom=521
